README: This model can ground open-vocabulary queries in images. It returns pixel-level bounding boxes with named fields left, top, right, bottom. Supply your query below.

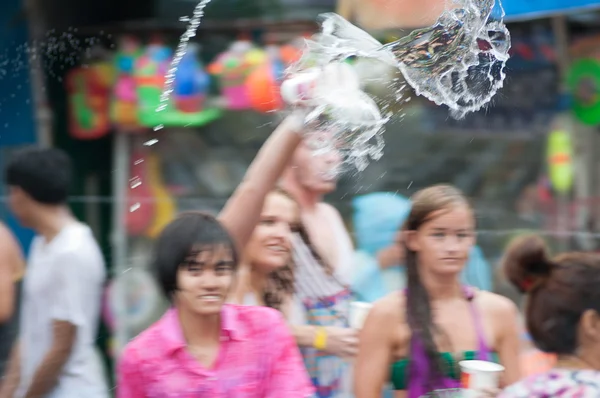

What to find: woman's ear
left=580, top=309, right=600, bottom=343
left=403, top=230, right=420, bottom=252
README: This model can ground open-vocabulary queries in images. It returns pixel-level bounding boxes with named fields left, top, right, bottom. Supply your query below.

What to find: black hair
left=152, top=212, right=239, bottom=299
left=403, top=184, right=471, bottom=387
left=5, top=147, right=72, bottom=205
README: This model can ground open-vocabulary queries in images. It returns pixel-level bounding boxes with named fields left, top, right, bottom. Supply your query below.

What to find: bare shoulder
left=0, top=223, right=19, bottom=249
left=476, top=290, right=519, bottom=318
left=369, top=291, right=405, bottom=322
left=0, top=222, right=24, bottom=280
left=318, top=202, right=345, bottom=222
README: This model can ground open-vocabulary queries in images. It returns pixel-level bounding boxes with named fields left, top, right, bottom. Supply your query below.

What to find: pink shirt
left=117, top=304, right=314, bottom=398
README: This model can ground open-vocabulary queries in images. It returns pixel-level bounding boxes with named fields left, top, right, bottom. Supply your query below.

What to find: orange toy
left=246, top=64, right=283, bottom=113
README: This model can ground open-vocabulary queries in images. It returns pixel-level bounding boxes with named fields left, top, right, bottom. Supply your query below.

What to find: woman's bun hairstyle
left=503, top=234, right=553, bottom=293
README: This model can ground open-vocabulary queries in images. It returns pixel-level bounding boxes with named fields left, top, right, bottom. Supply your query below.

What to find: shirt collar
left=158, top=304, right=245, bottom=354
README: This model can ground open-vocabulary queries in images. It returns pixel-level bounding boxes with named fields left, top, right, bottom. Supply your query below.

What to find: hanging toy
left=66, top=61, right=113, bottom=140
left=112, top=36, right=143, bottom=129
left=134, top=36, right=173, bottom=127
left=208, top=36, right=265, bottom=110
left=173, top=43, right=210, bottom=113
left=247, top=45, right=285, bottom=113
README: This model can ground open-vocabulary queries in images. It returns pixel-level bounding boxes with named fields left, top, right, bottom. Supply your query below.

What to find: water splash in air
left=157, top=0, right=213, bottom=113
left=287, top=0, right=511, bottom=170
left=385, top=0, right=510, bottom=119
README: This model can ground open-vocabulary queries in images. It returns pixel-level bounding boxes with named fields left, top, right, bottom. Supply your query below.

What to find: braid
left=403, top=184, right=471, bottom=388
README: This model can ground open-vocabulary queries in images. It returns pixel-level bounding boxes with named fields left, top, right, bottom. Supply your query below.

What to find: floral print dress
left=499, top=369, right=600, bottom=398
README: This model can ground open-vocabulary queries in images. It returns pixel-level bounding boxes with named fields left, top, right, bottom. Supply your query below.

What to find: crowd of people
left=0, top=111, right=599, bottom=397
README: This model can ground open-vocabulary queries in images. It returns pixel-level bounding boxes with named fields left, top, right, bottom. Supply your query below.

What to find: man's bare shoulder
left=318, top=202, right=343, bottom=219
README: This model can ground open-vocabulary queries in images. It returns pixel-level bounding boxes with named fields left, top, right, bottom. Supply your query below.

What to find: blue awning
left=501, top=0, right=600, bottom=22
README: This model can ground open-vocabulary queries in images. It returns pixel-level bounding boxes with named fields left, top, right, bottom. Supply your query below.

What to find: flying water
left=386, top=0, right=510, bottom=119
left=154, top=0, right=213, bottom=130
left=287, top=0, right=511, bottom=171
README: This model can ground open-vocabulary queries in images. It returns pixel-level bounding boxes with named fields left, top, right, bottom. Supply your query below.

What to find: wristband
left=313, top=327, right=328, bottom=350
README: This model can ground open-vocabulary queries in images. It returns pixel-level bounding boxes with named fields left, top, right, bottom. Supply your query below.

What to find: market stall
left=59, top=0, right=600, bottom=363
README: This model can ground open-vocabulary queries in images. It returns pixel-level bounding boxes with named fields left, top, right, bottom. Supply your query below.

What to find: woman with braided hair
left=355, top=184, right=521, bottom=398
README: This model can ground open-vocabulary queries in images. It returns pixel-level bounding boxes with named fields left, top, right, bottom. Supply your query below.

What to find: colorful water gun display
left=65, top=34, right=309, bottom=138
left=66, top=62, right=113, bottom=140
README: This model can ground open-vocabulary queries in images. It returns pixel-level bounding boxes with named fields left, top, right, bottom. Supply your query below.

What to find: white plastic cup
left=280, top=63, right=360, bottom=106
left=349, top=301, right=373, bottom=329
left=280, top=68, right=321, bottom=105
left=459, top=360, right=504, bottom=397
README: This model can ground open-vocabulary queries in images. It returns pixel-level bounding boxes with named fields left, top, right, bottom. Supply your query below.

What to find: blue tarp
left=501, top=0, right=600, bottom=21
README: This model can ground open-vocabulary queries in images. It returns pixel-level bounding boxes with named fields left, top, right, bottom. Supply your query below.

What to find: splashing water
left=156, top=0, right=213, bottom=123
left=287, top=0, right=511, bottom=171
left=128, top=0, right=213, bottom=216
left=385, top=0, right=510, bottom=119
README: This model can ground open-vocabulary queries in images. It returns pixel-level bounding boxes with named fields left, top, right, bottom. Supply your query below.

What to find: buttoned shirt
left=117, top=304, right=314, bottom=397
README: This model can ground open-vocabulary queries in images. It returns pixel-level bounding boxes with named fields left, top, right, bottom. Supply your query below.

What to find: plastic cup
left=280, top=63, right=360, bottom=106
left=349, top=301, right=373, bottom=329
left=459, top=360, right=504, bottom=397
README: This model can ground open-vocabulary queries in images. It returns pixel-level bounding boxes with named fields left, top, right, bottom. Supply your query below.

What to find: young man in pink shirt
left=117, top=115, right=314, bottom=398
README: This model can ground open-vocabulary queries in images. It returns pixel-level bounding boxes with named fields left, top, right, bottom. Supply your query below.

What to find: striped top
left=289, top=231, right=355, bottom=398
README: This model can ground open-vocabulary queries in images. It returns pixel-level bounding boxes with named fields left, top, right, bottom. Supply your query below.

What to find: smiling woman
left=230, top=188, right=301, bottom=315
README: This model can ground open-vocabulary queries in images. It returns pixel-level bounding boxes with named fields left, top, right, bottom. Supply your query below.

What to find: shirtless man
left=280, top=140, right=358, bottom=398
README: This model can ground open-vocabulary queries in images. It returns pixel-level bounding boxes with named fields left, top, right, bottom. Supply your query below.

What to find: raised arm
left=218, top=114, right=303, bottom=252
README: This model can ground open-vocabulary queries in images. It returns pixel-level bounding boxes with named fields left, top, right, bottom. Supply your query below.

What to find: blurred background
left=2, top=0, right=600, bottom=385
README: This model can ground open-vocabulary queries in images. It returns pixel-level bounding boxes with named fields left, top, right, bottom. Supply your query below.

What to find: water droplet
left=129, top=177, right=142, bottom=189
left=144, top=139, right=159, bottom=146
